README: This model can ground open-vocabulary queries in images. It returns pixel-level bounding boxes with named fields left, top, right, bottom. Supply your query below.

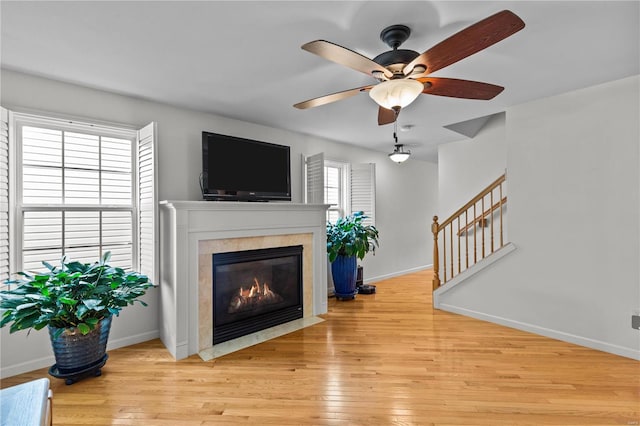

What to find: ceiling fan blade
left=294, top=85, right=373, bottom=109
left=403, top=10, right=525, bottom=76
left=378, top=107, right=398, bottom=125
left=418, top=77, right=504, bottom=100
left=302, top=40, right=393, bottom=79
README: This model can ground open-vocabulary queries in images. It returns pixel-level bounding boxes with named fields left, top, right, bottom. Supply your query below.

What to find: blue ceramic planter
left=331, top=255, right=358, bottom=299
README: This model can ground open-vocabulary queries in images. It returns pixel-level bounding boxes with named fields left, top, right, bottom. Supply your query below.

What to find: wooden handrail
left=432, top=173, right=507, bottom=291
left=437, top=174, right=506, bottom=231
left=457, top=196, right=507, bottom=236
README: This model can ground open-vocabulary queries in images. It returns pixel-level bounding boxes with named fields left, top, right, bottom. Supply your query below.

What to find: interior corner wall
left=0, top=69, right=438, bottom=377
left=437, top=113, right=506, bottom=219
left=437, top=75, right=640, bottom=360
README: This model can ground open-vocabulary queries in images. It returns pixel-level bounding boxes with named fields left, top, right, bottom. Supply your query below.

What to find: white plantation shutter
left=137, top=122, right=156, bottom=282
left=350, top=163, right=376, bottom=226
left=0, top=108, right=9, bottom=280
left=304, top=153, right=324, bottom=204
left=14, top=114, right=139, bottom=273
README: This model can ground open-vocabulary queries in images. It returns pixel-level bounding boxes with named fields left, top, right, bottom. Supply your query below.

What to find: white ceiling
left=1, top=1, right=638, bottom=162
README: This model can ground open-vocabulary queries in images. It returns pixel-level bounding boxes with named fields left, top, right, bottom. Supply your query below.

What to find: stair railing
left=432, top=173, right=507, bottom=290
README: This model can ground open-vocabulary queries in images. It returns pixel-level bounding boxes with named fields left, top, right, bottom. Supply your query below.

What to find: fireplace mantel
left=159, top=200, right=329, bottom=359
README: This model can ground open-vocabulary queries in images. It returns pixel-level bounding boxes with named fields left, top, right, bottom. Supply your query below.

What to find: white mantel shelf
left=159, top=200, right=330, bottom=360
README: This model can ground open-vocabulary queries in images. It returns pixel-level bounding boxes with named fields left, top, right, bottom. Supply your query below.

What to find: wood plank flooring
left=2, top=270, right=639, bottom=425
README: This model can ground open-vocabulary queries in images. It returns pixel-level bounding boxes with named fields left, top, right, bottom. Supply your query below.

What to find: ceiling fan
left=294, top=10, right=525, bottom=125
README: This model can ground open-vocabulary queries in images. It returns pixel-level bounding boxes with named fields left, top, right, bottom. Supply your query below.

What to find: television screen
left=202, top=132, right=291, bottom=201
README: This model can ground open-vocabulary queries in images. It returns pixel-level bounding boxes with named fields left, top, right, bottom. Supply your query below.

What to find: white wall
left=437, top=75, right=640, bottom=360
left=438, top=113, right=506, bottom=219
left=436, top=113, right=508, bottom=279
left=0, top=69, right=438, bottom=377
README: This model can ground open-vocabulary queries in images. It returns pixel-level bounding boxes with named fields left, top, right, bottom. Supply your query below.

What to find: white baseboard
left=107, top=329, right=160, bottom=351
left=159, top=333, right=189, bottom=360
left=0, top=354, right=55, bottom=380
left=438, top=303, right=640, bottom=361
left=365, top=264, right=432, bottom=284
left=1, top=330, right=160, bottom=379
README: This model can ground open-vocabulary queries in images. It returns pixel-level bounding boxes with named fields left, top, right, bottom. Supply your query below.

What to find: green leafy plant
left=326, top=211, right=380, bottom=263
left=0, top=252, right=155, bottom=338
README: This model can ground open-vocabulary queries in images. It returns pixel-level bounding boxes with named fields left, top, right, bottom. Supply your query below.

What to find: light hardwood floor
left=2, top=270, right=639, bottom=425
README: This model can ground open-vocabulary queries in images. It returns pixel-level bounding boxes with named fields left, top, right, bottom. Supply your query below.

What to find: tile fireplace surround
left=159, top=201, right=329, bottom=360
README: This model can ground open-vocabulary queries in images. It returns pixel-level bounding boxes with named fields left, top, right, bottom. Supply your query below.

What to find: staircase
left=432, top=173, right=509, bottom=291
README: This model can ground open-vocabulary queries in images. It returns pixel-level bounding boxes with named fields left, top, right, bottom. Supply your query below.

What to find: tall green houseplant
left=326, top=211, right=379, bottom=299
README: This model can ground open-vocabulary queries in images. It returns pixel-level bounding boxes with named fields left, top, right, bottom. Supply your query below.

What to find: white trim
left=106, top=329, right=160, bottom=352
left=1, top=105, right=139, bottom=133
left=0, top=352, right=54, bottom=380
left=11, top=111, right=137, bottom=139
left=365, top=263, right=433, bottom=284
left=437, top=304, right=640, bottom=361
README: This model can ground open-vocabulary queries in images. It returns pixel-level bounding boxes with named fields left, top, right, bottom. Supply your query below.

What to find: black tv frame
left=201, top=131, right=291, bottom=202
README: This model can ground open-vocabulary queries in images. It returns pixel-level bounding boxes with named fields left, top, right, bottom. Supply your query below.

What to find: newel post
left=432, top=216, right=440, bottom=291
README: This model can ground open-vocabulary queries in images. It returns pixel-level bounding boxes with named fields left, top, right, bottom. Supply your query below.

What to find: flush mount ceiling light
left=368, top=79, right=424, bottom=111
left=388, top=120, right=411, bottom=163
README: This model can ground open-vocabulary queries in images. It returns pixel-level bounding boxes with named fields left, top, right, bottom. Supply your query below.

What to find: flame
left=227, top=276, right=284, bottom=313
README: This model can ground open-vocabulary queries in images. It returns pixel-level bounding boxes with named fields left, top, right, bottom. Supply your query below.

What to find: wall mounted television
left=201, top=131, right=291, bottom=202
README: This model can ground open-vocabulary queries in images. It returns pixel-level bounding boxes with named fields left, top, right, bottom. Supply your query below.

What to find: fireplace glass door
left=212, top=245, right=303, bottom=344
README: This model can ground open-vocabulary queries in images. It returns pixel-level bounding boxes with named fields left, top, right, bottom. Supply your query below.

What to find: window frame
left=9, top=112, right=140, bottom=273
left=324, top=159, right=350, bottom=223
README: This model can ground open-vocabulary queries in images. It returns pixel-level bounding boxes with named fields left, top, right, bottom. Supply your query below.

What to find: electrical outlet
left=632, top=315, right=640, bottom=330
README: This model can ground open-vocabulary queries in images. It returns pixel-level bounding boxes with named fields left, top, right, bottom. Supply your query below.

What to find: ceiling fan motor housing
left=374, top=24, right=419, bottom=75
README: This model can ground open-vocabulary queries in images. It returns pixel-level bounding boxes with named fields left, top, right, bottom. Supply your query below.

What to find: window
left=5, top=112, right=156, bottom=278
left=324, top=161, right=349, bottom=223
left=304, top=153, right=375, bottom=225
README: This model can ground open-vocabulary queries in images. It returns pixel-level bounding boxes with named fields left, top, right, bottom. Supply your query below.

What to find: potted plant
left=0, top=252, right=155, bottom=384
left=326, top=211, right=379, bottom=299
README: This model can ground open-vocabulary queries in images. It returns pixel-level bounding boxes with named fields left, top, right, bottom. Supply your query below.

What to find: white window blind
left=0, top=108, right=9, bottom=281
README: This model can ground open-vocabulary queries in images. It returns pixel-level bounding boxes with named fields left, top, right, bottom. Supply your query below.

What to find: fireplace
left=212, top=245, right=303, bottom=344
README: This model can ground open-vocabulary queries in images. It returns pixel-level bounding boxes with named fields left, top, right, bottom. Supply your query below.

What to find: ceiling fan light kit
left=294, top=10, right=525, bottom=127
left=388, top=120, right=411, bottom=163
left=389, top=144, right=411, bottom=163
left=369, top=79, right=424, bottom=110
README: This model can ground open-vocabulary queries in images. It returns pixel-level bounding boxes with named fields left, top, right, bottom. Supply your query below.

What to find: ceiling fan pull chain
left=393, top=121, right=398, bottom=144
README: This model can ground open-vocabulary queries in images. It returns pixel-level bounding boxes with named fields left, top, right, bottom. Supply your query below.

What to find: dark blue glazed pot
left=331, top=255, right=358, bottom=299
